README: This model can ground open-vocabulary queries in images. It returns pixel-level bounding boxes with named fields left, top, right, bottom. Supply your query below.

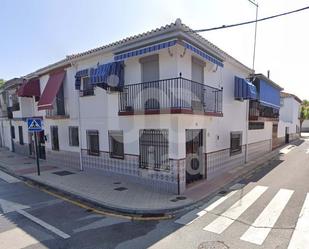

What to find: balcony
left=249, top=100, right=279, bottom=121
left=119, top=77, right=223, bottom=116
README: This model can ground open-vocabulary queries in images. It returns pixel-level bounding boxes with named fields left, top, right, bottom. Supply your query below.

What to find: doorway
left=185, top=129, right=205, bottom=184
left=28, top=131, right=46, bottom=159
left=285, top=127, right=290, bottom=144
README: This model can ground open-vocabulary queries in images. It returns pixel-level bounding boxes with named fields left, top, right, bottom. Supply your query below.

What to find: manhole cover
left=52, top=171, right=75, bottom=176
left=198, top=241, right=229, bottom=249
left=114, top=187, right=127, bottom=191
left=176, top=196, right=187, bottom=200
left=170, top=199, right=179, bottom=202
left=113, top=182, right=121, bottom=185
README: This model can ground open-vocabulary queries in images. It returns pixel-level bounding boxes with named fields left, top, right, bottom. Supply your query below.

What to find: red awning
left=17, top=78, right=41, bottom=98
left=38, top=71, right=65, bottom=110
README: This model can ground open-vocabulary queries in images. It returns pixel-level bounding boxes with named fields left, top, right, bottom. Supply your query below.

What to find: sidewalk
left=0, top=145, right=287, bottom=215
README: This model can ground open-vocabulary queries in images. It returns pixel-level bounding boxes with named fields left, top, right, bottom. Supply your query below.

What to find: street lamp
left=248, top=0, right=259, bottom=70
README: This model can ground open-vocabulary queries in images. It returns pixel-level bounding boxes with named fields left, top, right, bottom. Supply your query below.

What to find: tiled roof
left=281, top=92, right=302, bottom=103
left=26, top=18, right=253, bottom=76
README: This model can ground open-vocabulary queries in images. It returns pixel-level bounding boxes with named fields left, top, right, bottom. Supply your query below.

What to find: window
left=249, top=122, right=265, bottom=130
left=139, top=129, right=169, bottom=171
left=11, top=126, right=15, bottom=139
left=18, top=126, right=24, bottom=145
left=109, top=130, right=124, bottom=159
left=69, top=126, right=79, bottom=147
left=80, top=77, right=94, bottom=96
left=230, top=132, right=242, bottom=156
left=140, top=54, right=159, bottom=82
left=51, top=126, right=59, bottom=151
left=87, top=130, right=99, bottom=156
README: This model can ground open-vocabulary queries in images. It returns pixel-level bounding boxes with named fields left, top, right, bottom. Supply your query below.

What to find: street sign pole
left=34, top=132, right=40, bottom=176
left=27, top=118, right=43, bottom=176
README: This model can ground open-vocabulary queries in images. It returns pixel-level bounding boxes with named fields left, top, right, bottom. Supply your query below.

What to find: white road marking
left=175, top=184, right=243, bottom=225
left=280, top=145, right=296, bottom=154
left=0, top=227, right=40, bottom=249
left=240, top=188, right=294, bottom=245
left=17, top=209, right=70, bottom=239
left=203, top=186, right=268, bottom=234
left=287, top=193, right=309, bottom=249
left=74, top=217, right=128, bottom=233
left=305, top=149, right=309, bottom=154
left=0, top=171, right=20, bottom=183
left=0, top=198, right=70, bottom=239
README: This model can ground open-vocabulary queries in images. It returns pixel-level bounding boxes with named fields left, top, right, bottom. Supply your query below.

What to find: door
left=186, top=129, right=205, bottom=184
left=140, top=55, right=160, bottom=110
left=191, top=57, right=205, bottom=111
left=285, top=127, right=290, bottom=144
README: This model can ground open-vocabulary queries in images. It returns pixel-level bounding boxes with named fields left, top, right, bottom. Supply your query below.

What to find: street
left=0, top=136, right=308, bottom=249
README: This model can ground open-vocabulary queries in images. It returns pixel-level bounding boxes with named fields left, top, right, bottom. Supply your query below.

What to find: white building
left=278, top=92, right=301, bottom=143
left=1, top=19, right=287, bottom=194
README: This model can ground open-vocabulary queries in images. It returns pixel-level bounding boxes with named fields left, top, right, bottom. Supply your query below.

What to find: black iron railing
left=119, top=77, right=223, bottom=114
left=249, top=100, right=279, bottom=119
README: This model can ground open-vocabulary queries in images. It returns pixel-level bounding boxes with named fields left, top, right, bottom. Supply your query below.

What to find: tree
left=300, top=100, right=309, bottom=131
left=0, top=79, right=5, bottom=88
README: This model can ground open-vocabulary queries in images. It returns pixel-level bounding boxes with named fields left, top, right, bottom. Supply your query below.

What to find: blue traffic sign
left=27, top=118, right=43, bottom=132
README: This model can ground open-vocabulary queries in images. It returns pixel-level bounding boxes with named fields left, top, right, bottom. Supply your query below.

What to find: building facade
left=0, top=19, right=291, bottom=194
left=278, top=92, right=301, bottom=144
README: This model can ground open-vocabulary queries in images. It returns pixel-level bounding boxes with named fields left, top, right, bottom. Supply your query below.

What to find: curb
left=0, top=140, right=295, bottom=218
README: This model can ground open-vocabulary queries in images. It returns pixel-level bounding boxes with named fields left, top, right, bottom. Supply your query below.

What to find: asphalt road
left=0, top=136, right=308, bottom=249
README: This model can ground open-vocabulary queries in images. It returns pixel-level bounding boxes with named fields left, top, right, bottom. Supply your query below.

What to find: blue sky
left=1, top=0, right=309, bottom=99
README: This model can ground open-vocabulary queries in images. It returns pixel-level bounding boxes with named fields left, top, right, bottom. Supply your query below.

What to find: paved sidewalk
left=0, top=143, right=295, bottom=215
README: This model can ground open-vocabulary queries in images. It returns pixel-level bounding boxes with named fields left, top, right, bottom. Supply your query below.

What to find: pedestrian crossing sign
left=27, top=118, right=43, bottom=132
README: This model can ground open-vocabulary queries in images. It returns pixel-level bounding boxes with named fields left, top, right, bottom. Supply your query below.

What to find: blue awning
left=75, top=69, right=89, bottom=90
left=90, top=61, right=124, bottom=90
left=234, top=76, right=257, bottom=100
left=259, top=79, right=280, bottom=109
left=184, top=42, right=224, bottom=68
left=114, top=40, right=177, bottom=61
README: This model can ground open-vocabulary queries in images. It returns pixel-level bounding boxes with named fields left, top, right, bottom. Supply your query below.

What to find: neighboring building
left=278, top=92, right=302, bottom=143
left=0, top=78, right=23, bottom=151
left=302, top=120, right=309, bottom=132
left=0, top=19, right=287, bottom=194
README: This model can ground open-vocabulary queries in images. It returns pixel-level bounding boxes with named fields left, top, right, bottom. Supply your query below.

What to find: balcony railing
left=249, top=100, right=279, bottom=120
left=119, top=77, right=223, bottom=115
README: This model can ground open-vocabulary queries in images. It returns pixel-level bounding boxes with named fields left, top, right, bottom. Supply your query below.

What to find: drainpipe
left=70, top=60, right=83, bottom=171
left=245, top=99, right=249, bottom=163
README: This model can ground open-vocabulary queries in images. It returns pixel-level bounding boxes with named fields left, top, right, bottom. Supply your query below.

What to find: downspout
left=245, top=99, right=249, bottom=163
left=70, top=60, right=83, bottom=171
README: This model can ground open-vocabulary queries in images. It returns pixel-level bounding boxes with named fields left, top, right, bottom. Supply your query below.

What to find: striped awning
left=184, top=42, right=224, bottom=67
left=114, top=40, right=177, bottom=61
left=75, top=69, right=89, bottom=90
left=90, top=61, right=124, bottom=90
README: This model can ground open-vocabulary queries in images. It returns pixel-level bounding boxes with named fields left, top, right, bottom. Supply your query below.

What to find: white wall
left=279, top=96, right=300, bottom=136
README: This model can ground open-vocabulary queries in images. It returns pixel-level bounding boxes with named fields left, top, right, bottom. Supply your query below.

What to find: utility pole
left=248, top=0, right=259, bottom=70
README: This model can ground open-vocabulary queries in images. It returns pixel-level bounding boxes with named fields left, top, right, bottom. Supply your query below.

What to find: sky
left=1, top=0, right=309, bottom=100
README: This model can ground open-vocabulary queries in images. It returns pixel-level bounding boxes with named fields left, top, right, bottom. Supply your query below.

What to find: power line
left=193, top=5, right=309, bottom=32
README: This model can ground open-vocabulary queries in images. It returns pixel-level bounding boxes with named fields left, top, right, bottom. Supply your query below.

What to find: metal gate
left=186, top=129, right=205, bottom=184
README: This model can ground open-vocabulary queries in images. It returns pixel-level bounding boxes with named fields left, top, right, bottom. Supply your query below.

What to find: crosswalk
left=175, top=185, right=309, bottom=248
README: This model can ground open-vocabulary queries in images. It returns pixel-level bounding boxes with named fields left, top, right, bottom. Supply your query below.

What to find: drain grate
left=198, top=241, right=229, bottom=249
left=23, top=162, right=32, bottom=165
left=52, top=171, right=75, bottom=176
left=114, top=187, right=127, bottom=191
left=7, top=155, right=14, bottom=158
left=218, top=190, right=227, bottom=195
left=113, top=182, right=121, bottom=185
left=176, top=196, right=187, bottom=200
